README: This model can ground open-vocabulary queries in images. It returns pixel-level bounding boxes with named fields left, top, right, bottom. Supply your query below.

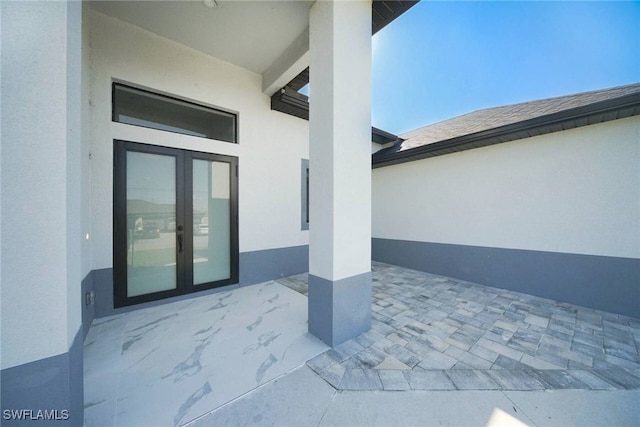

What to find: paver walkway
left=275, top=262, right=640, bottom=391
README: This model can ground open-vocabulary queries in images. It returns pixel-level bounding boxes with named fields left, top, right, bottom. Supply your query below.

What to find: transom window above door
left=112, top=83, right=238, bottom=143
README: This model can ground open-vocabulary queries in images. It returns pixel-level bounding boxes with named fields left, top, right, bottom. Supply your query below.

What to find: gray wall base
left=1, top=327, right=83, bottom=426
left=93, top=268, right=114, bottom=319
left=92, top=245, right=309, bottom=319
left=372, top=238, right=640, bottom=318
left=81, top=270, right=94, bottom=340
left=308, top=272, right=372, bottom=347
left=239, top=245, right=308, bottom=285
left=93, top=268, right=243, bottom=319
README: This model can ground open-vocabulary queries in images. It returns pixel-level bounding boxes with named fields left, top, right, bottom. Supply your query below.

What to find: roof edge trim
left=373, top=91, right=640, bottom=168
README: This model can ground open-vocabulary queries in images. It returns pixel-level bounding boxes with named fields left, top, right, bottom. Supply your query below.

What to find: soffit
left=270, top=0, right=420, bottom=123
left=90, top=0, right=312, bottom=74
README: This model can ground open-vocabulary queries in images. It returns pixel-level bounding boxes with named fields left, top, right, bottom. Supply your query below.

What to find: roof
left=373, top=82, right=640, bottom=168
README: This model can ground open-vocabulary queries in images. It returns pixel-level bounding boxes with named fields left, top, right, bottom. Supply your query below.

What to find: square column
left=308, top=0, right=372, bottom=346
left=1, top=1, right=85, bottom=424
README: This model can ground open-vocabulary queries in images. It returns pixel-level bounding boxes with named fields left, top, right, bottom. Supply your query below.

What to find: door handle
left=177, top=233, right=183, bottom=253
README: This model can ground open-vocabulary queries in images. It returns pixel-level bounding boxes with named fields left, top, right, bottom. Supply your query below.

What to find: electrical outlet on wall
left=86, top=291, right=95, bottom=306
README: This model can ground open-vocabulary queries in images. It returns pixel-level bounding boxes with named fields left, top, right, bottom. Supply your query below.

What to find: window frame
left=112, top=82, right=238, bottom=144
left=113, top=140, right=240, bottom=308
left=301, top=159, right=309, bottom=230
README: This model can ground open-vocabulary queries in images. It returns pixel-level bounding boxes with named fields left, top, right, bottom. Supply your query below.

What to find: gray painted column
left=308, top=0, right=372, bottom=346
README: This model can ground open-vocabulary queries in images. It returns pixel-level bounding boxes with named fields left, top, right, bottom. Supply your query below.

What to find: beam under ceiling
left=270, top=0, right=419, bottom=142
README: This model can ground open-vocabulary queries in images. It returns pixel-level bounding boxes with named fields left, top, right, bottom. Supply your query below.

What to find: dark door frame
left=113, top=140, right=239, bottom=308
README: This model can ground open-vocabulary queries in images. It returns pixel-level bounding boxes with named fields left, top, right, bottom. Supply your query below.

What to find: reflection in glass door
left=114, top=141, right=238, bottom=307
left=192, top=159, right=231, bottom=285
left=126, top=151, right=178, bottom=297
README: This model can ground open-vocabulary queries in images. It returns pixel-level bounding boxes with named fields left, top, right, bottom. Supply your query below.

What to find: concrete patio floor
left=83, top=281, right=328, bottom=426
left=187, top=365, right=639, bottom=427
left=85, top=262, right=640, bottom=426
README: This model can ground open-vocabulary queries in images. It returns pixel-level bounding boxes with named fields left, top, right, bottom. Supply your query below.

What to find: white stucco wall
left=81, top=1, right=93, bottom=280
left=1, top=1, right=85, bottom=369
left=89, top=11, right=309, bottom=271
left=373, top=116, right=640, bottom=259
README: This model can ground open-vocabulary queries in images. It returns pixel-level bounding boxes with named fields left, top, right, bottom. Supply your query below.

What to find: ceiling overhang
left=90, top=0, right=417, bottom=142
left=269, top=0, right=420, bottom=141
left=90, top=0, right=313, bottom=75
left=262, top=28, right=310, bottom=96
left=371, top=0, right=420, bottom=34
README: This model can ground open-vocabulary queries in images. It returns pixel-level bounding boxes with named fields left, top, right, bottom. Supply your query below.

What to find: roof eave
left=270, top=1, right=420, bottom=120
left=372, top=126, right=401, bottom=144
left=271, top=85, right=401, bottom=144
left=372, top=91, right=640, bottom=168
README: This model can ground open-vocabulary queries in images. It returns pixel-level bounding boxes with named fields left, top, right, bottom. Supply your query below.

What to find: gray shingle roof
left=373, top=82, right=640, bottom=167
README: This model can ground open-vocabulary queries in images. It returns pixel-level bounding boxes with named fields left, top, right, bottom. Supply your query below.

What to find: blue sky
left=371, top=1, right=640, bottom=135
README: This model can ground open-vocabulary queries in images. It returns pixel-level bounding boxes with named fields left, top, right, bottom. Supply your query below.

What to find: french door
left=113, top=140, right=238, bottom=307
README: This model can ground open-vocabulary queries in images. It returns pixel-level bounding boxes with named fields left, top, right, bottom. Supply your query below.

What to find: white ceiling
left=90, top=0, right=312, bottom=74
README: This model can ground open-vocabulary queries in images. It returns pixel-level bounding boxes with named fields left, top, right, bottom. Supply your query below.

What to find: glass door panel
left=126, top=151, right=177, bottom=297
left=192, top=159, right=231, bottom=285
left=114, top=140, right=238, bottom=308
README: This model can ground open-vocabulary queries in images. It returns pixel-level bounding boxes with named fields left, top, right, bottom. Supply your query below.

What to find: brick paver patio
left=275, top=262, right=640, bottom=391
